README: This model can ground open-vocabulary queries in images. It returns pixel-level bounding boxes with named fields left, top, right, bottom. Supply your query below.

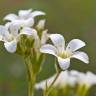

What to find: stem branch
left=44, top=72, right=60, bottom=96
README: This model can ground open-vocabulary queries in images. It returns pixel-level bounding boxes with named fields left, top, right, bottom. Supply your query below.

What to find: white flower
left=77, top=72, right=96, bottom=88
left=4, top=9, right=45, bottom=27
left=0, top=22, right=37, bottom=53
left=40, top=34, right=89, bottom=70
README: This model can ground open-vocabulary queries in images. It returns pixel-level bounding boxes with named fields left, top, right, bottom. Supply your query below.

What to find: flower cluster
left=0, top=9, right=90, bottom=96
left=0, top=9, right=89, bottom=71
left=0, top=9, right=46, bottom=53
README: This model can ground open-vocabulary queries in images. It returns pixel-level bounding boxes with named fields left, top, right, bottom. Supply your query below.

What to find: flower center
left=58, top=50, right=72, bottom=59
left=7, top=34, right=14, bottom=42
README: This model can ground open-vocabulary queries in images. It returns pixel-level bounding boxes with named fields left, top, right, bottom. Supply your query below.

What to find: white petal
left=86, top=72, right=96, bottom=87
left=6, top=22, right=19, bottom=37
left=72, top=51, right=89, bottom=64
left=13, top=18, right=34, bottom=27
left=24, top=18, right=34, bottom=27
left=57, top=57, right=70, bottom=70
left=41, top=30, right=48, bottom=45
left=4, top=14, right=18, bottom=21
left=20, top=27, right=37, bottom=37
left=0, top=25, right=9, bottom=41
left=36, top=19, right=46, bottom=30
left=4, top=40, right=17, bottom=53
left=31, top=11, right=45, bottom=18
left=70, top=70, right=80, bottom=76
left=77, top=73, right=86, bottom=85
left=5, top=22, right=11, bottom=28
left=21, top=27, right=40, bottom=50
left=49, top=34, right=65, bottom=51
left=66, top=39, right=86, bottom=52
left=19, top=9, right=32, bottom=19
left=40, top=44, right=57, bottom=56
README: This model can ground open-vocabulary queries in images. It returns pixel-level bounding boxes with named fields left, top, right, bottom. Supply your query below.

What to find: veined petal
left=19, top=9, right=32, bottom=19
left=72, top=51, right=89, bottom=64
left=49, top=34, right=65, bottom=51
left=57, top=57, right=70, bottom=70
left=20, top=27, right=37, bottom=37
left=4, top=40, right=17, bottom=53
left=40, top=44, right=57, bottom=56
left=31, top=11, right=45, bottom=18
left=4, top=14, right=18, bottom=21
left=66, top=39, right=86, bottom=52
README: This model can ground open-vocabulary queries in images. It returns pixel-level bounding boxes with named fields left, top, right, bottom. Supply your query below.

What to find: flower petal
left=72, top=51, right=89, bottom=64
left=13, top=18, right=34, bottom=27
left=24, top=18, right=34, bottom=27
left=57, top=57, right=70, bottom=70
left=0, top=25, right=9, bottom=41
left=21, top=27, right=40, bottom=52
left=40, top=44, right=57, bottom=56
left=4, top=14, right=18, bottom=21
left=66, top=39, right=86, bottom=52
left=19, top=9, right=32, bottom=19
left=20, top=27, right=37, bottom=37
left=86, top=72, right=96, bottom=87
left=6, top=22, right=19, bottom=37
left=31, top=11, right=45, bottom=18
left=4, top=40, right=17, bottom=53
left=49, top=34, right=65, bottom=51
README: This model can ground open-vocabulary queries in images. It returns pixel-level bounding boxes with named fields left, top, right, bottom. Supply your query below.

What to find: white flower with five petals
left=0, top=22, right=37, bottom=53
left=4, top=9, right=45, bottom=27
left=40, top=34, right=89, bottom=70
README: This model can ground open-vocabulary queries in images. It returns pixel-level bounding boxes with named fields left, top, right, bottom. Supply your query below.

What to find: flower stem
left=25, top=58, right=36, bottom=96
left=44, top=72, right=60, bottom=96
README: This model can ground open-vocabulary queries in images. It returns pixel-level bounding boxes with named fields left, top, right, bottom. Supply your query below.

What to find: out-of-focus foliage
left=0, top=0, right=96, bottom=96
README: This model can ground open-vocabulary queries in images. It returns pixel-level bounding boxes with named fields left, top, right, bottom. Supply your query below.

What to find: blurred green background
left=0, top=0, right=96, bottom=96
